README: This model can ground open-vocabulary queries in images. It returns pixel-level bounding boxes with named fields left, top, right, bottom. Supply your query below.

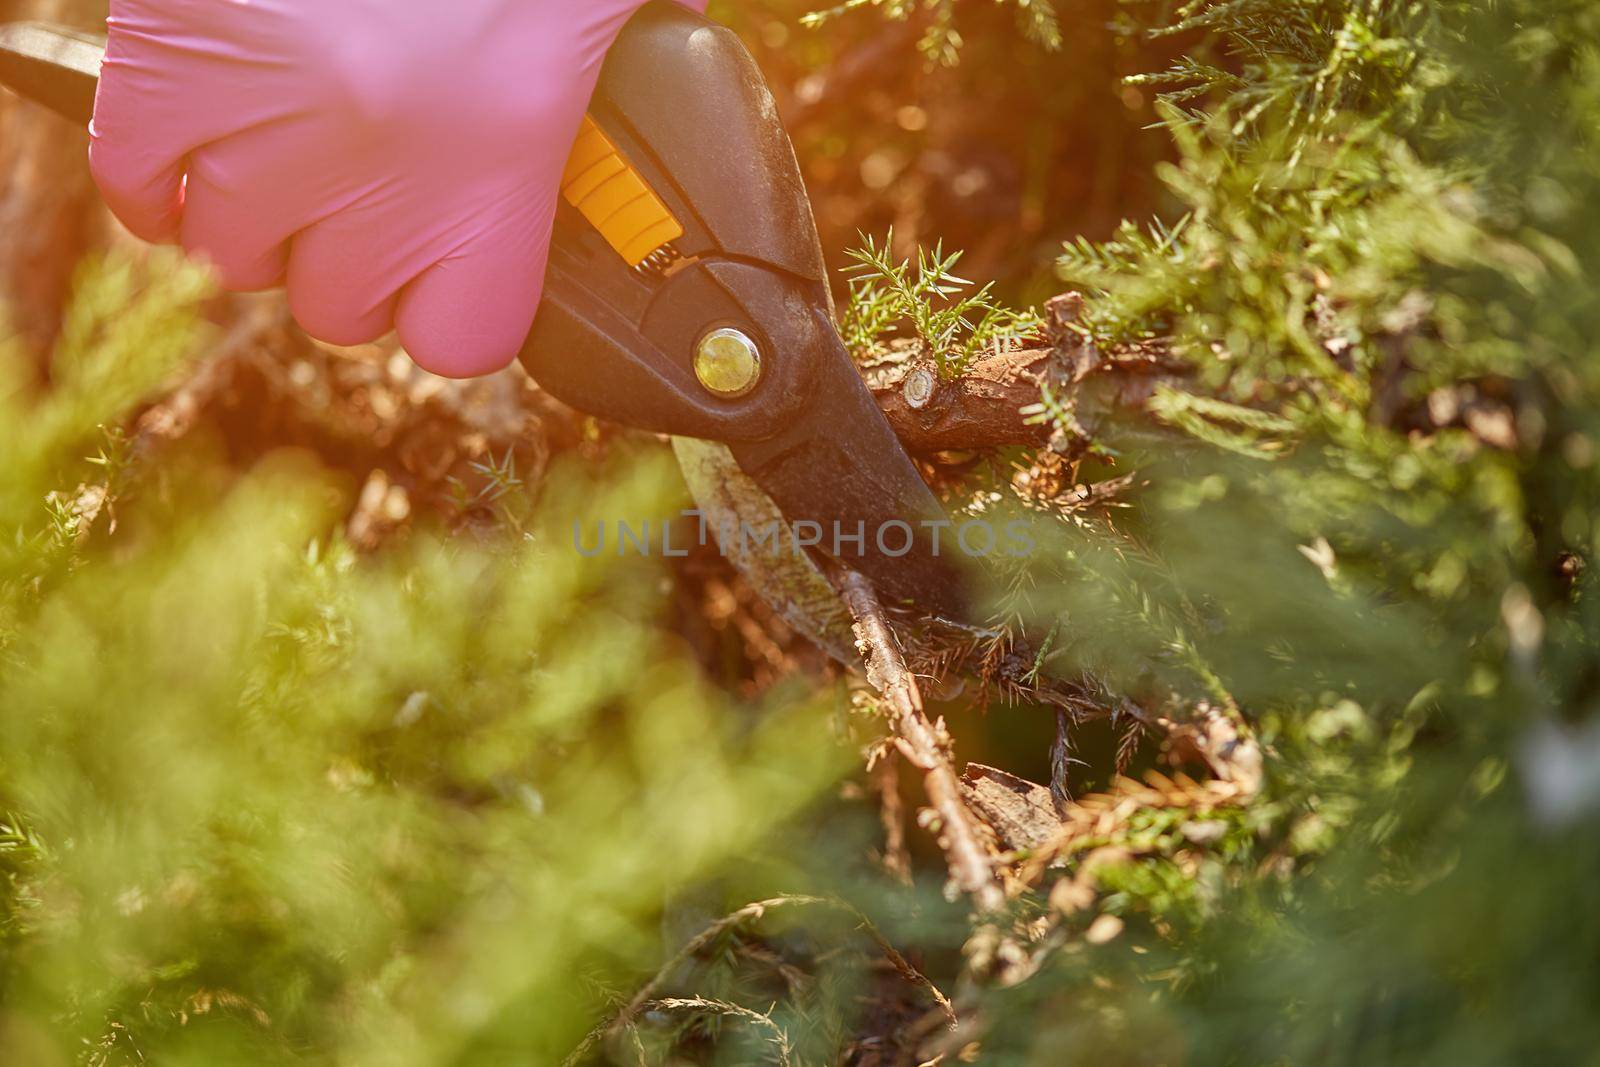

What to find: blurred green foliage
left=0, top=256, right=845, bottom=1065
left=800, top=0, right=1061, bottom=65
left=998, top=0, right=1600, bottom=1061
left=816, top=0, right=1600, bottom=1061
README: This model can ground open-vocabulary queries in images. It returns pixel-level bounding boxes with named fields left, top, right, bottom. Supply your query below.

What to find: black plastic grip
left=0, top=22, right=102, bottom=122
left=520, top=2, right=833, bottom=443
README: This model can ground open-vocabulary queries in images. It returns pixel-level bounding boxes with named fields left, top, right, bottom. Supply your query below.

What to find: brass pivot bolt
left=694, top=327, right=762, bottom=398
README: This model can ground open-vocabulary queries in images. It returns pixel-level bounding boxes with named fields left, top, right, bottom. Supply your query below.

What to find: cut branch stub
left=902, top=362, right=938, bottom=410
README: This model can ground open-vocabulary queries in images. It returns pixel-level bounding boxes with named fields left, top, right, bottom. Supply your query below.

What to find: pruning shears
left=0, top=4, right=968, bottom=628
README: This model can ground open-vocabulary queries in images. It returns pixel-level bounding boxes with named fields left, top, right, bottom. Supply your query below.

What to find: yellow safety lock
left=560, top=115, right=684, bottom=268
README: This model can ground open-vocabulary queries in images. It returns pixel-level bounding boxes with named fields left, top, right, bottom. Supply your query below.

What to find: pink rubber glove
left=90, top=0, right=708, bottom=378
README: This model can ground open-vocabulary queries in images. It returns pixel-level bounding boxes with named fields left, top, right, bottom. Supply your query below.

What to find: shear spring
left=633, top=244, right=684, bottom=280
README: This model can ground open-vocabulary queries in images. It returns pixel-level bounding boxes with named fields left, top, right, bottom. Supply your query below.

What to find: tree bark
left=872, top=344, right=1182, bottom=454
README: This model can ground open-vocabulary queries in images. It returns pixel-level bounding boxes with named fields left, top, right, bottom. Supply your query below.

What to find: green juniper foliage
left=825, top=0, right=1598, bottom=1060
left=0, top=257, right=844, bottom=1066
left=991, top=0, right=1600, bottom=1060
left=839, top=230, right=1041, bottom=378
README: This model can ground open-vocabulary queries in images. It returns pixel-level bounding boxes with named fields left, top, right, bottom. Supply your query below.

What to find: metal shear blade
left=0, top=23, right=101, bottom=122
left=728, top=333, right=968, bottom=620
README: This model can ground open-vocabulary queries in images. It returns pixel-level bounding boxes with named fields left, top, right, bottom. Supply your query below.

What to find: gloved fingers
left=88, top=92, right=186, bottom=244
left=394, top=206, right=553, bottom=379
left=88, top=6, right=190, bottom=242
left=92, top=1, right=295, bottom=244
left=284, top=213, right=404, bottom=349
left=179, top=161, right=291, bottom=292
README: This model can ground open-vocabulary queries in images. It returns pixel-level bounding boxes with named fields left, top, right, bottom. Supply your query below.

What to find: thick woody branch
left=871, top=343, right=1184, bottom=455
left=872, top=347, right=1056, bottom=452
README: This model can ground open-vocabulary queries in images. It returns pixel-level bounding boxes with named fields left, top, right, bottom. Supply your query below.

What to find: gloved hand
left=90, top=0, right=707, bottom=378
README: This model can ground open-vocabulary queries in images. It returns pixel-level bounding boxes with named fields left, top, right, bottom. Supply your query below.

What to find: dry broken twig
left=641, top=999, right=793, bottom=1067
left=959, top=763, right=1061, bottom=853
left=835, top=569, right=1008, bottom=915
left=561, top=894, right=955, bottom=1067
left=872, top=753, right=914, bottom=885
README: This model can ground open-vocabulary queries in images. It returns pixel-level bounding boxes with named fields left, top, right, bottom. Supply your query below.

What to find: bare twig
left=562, top=894, right=955, bottom=1067
left=856, top=914, right=958, bottom=1031
left=835, top=569, right=1007, bottom=914
left=132, top=299, right=289, bottom=456
left=872, top=753, right=914, bottom=885
left=642, top=999, right=793, bottom=1067
left=1049, top=709, right=1073, bottom=814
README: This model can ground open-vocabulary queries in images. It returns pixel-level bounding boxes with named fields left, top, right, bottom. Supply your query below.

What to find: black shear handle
left=523, top=1, right=838, bottom=445
left=0, top=22, right=101, bottom=122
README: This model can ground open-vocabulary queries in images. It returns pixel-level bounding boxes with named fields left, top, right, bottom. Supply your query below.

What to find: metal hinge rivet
left=694, top=327, right=763, bottom=399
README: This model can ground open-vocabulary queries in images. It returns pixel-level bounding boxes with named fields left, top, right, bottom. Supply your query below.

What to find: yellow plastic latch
left=561, top=115, right=684, bottom=268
